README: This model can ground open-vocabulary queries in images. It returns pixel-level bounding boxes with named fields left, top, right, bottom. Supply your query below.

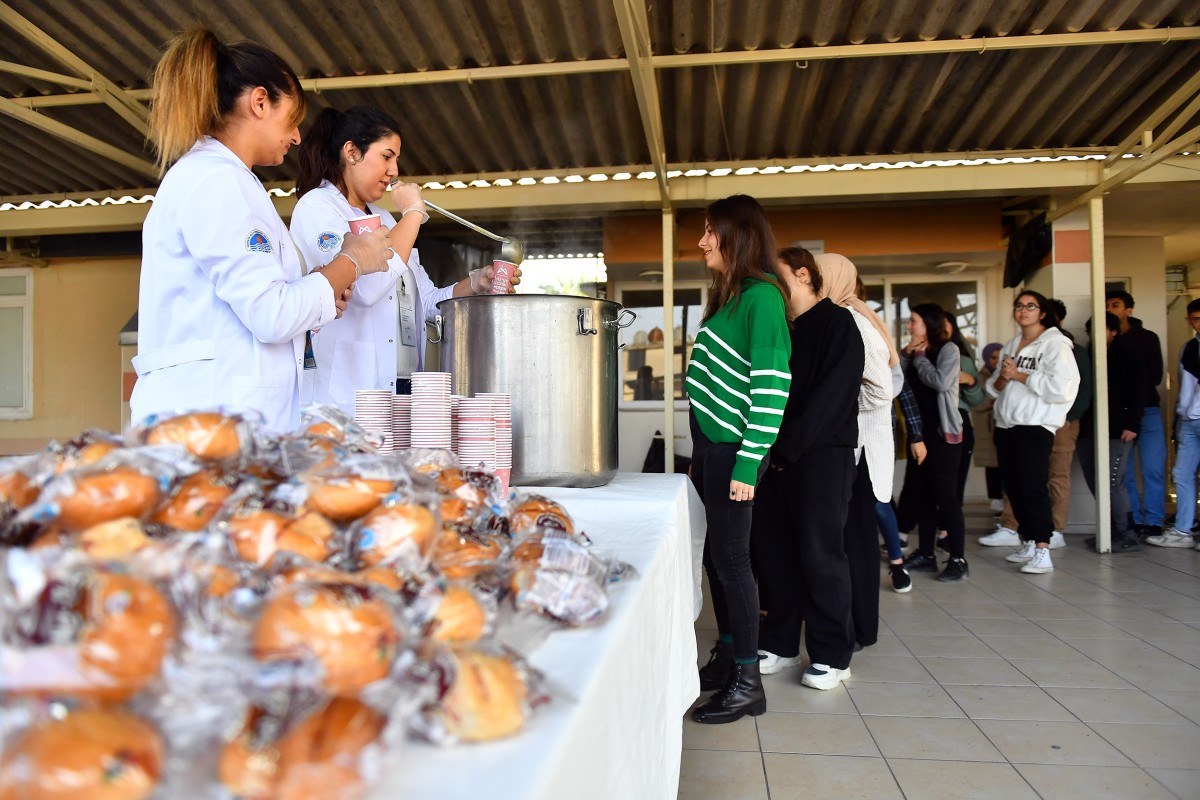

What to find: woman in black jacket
left=751, top=247, right=864, bottom=692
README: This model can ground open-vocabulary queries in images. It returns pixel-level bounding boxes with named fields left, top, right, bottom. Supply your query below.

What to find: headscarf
left=814, top=253, right=899, bottom=367
left=982, top=342, right=1002, bottom=368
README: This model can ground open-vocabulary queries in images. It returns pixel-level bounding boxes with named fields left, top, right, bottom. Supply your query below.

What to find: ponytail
left=296, top=105, right=402, bottom=198
left=148, top=26, right=304, bottom=173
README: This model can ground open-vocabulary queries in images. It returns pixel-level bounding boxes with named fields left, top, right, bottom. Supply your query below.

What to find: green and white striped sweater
left=686, top=279, right=792, bottom=485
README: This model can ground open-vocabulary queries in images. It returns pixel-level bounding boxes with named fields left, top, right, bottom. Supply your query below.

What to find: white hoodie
left=985, top=327, right=1080, bottom=433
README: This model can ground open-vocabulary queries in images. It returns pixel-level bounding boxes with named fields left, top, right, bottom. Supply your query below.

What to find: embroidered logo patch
left=246, top=230, right=272, bottom=253
left=317, top=231, right=341, bottom=253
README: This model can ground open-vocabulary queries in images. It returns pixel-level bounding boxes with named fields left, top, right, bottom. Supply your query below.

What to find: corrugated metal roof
left=1, top=0, right=1199, bottom=201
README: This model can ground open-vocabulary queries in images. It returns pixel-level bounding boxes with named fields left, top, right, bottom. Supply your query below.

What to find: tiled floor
left=679, top=502, right=1200, bottom=800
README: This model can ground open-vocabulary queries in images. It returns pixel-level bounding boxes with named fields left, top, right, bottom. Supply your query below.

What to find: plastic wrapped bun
left=225, top=507, right=334, bottom=566
left=0, top=707, right=164, bottom=800
left=433, top=529, right=502, bottom=580
left=509, top=495, right=575, bottom=535
left=78, top=517, right=152, bottom=560
left=79, top=571, right=176, bottom=701
left=142, top=410, right=244, bottom=463
left=0, top=458, right=45, bottom=512
left=253, top=582, right=401, bottom=695
left=432, top=648, right=528, bottom=743
left=352, top=502, right=437, bottom=571
left=55, top=468, right=162, bottom=532
left=428, top=585, right=490, bottom=645
left=150, top=468, right=237, bottom=531
left=219, top=697, right=385, bottom=800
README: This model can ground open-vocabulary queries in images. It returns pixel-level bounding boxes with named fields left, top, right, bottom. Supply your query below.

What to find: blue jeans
left=875, top=501, right=904, bottom=561
left=1125, top=407, right=1166, bottom=527
left=1173, top=418, right=1200, bottom=532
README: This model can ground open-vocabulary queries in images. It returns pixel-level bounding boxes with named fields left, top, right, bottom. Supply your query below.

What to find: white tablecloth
left=376, top=472, right=706, bottom=800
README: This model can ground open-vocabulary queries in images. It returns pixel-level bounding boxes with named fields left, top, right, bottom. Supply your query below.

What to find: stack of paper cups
left=478, top=392, right=513, bottom=492
left=392, top=395, right=411, bottom=449
left=354, top=389, right=394, bottom=453
left=456, top=397, right=496, bottom=471
left=411, top=372, right=452, bottom=450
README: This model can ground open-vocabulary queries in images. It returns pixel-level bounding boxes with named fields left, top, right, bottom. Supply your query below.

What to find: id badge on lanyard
left=398, top=275, right=419, bottom=347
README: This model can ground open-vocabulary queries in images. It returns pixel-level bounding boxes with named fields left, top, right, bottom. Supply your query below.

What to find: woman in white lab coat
left=290, top=105, right=519, bottom=413
left=130, top=28, right=407, bottom=432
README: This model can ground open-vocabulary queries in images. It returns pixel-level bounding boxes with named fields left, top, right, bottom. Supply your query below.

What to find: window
left=616, top=283, right=705, bottom=407
left=0, top=269, right=32, bottom=419
left=863, top=276, right=984, bottom=361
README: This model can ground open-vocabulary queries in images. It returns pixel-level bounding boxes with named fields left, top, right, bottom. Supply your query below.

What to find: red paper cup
left=490, top=260, right=516, bottom=294
left=348, top=214, right=382, bottom=235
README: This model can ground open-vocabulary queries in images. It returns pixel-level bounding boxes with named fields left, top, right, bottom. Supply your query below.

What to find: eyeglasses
left=1013, top=303, right=1040, bottom=312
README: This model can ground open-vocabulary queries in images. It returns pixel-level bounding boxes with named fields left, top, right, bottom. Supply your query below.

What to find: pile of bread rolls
left=0, top=407, right=629, bottom=800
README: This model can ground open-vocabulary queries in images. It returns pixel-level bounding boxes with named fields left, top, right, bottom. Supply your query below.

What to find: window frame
left=0, top=268, right=33, bottom=420
left=615, top=280, right=708, bottom=411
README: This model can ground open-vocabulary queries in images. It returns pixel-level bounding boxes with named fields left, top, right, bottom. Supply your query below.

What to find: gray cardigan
left=901, top=343, right=964, bottom=442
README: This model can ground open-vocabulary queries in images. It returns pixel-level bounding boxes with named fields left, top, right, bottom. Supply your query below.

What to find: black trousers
left=954, top=412, right=975, bottom=505
left=985, top=466, right=1003, bottom=500
left=912, top=434, right=966, bottom=559
left=844, top=456, right=881, bottom=647
left=691, top=416, right=764, bottom=662
left=995, top=425, right=1055, bottom=545
left=751, top=446, right=855, bottom=669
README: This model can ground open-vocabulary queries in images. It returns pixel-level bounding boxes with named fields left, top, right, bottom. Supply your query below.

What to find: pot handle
left=605, top=309, right=638, bottom=329
left=427, top=314, right=443, bottom=344
left=578, top=308, right=598, bottom=335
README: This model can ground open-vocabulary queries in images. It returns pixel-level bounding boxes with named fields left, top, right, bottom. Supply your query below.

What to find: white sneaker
left=1050, top=531, right=1067, bottom=549
left=989, top=498, right=1005, bottom=514
left=1005, top=540, right=1037, bottom=562
left=1145, top=530, right=1196, bottom=548
left=980, top=526, right=1020, bottom=546
left=758, top=650, right=802, bottom=675
left=1020, top=547, right=1055, bottom=573
left=801, top=663, right=851, bottom=691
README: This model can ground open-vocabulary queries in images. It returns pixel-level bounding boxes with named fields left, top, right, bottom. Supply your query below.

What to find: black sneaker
left=936, top=557, right=969, bottom=582
left=1140, top=525, right=1163, bottom=542
left=889, top=563, right=912, bottom=593
left=904, top=551, right=938, bottom=572
left=1086, top=535, right=1141, bottom=553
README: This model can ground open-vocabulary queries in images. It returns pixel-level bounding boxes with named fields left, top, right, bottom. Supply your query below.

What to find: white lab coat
left=130, top=137, right=337, bottom=433
left=289, top=182, right=454, bottom=414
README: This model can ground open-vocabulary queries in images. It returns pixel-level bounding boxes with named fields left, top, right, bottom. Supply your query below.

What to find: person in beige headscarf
left=815, top=253, right=906, bottom=641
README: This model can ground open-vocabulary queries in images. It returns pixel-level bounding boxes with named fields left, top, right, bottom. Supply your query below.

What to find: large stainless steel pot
left=435, top=294, right=635, bottom=487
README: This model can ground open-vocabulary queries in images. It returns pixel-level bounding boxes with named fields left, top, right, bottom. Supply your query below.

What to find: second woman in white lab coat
left=290, top=105, right=518, bottom=413
left=130, top=28, right=397, bottom=433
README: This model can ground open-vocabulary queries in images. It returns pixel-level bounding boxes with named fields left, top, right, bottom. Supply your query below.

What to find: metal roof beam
left=0, top=96, right=157, bottom=179
left=0, top=59, right=92, bottom=90
left=0, top=1, right=149, bottom=134
left=1050, top=122, right=1200, bottom=223
left=1104, top=70, right=1200, bottom=164
left=611, top=0, right=670, bottom=208
left=11, top=26, right=1199, bottom=111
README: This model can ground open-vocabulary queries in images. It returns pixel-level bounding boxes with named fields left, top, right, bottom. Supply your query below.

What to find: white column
left=1090, top=199, right=1112, bottom=552
left=662, top=210, right=675, bottom=469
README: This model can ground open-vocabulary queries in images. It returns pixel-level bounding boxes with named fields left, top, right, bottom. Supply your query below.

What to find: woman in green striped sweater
left=688, top=195, right=792, bottom=725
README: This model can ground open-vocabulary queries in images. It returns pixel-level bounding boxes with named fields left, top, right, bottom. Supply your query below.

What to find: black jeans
left=751, top=446, right=856, bottom=669
left=955, top=411, right=974, bottom=505
left=690, top=415, right=764, bottom=662
left=995, top=425, right=1055, bottom=545
left=912, top=434, right=966, bottom=559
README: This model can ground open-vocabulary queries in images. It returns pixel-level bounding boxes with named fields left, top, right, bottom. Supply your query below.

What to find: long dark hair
left=945, top=313, right=975, bottom=360
left=296, top=106, right=402, bottom=198
left=1014, top=289, right=1063, bottom=331
left=701, top=194, right=787, bottom=322
left=911, top=302, right=951, bottom=358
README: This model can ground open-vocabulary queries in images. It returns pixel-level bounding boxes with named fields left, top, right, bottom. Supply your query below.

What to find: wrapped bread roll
left=219, top=698, right=384, bottom=800
left=253, top=583, right=400, bottom=694
left=303, top=475, right=394, bottom=522
left=57, top=468, right=161, bottom=532
left=509, top=496, right=574, bottom=535
left=79, top=572, right=176, bottom=701
left=144, top=411, right=242, bottom=462
left=433, top=529, right=502, bottom=580
left=0, top=708, right=164, bottom=800
left=354, top=502, right=437, bottom=569
left=429, top=585, right=487, bottom=644
left=79, top=517, right=152, bottom=559
left=227, top=508, right=332, bottom=566
left=151, top=468, right=235, bottom=531
left=0, top=468, right=40, bottom=510
left=439, top=649, right=528, bottom=742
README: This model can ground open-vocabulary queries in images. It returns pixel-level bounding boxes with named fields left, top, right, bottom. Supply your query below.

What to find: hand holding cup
left=340, top=227, right=393, bottom=276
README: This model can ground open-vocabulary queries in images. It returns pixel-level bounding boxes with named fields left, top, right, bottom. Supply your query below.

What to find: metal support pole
left=663, top=210, right=676, bottom=470
left=1090, top=197, right=1112, bottom=553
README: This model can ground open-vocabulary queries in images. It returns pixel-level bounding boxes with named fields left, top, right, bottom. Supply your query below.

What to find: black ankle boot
left=698, top=639, right=734, bottom=691
left=692, top=660, right=766, bottom=724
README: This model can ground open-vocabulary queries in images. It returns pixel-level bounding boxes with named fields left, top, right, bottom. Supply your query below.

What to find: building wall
left=0, top=258, right=139, bottom=454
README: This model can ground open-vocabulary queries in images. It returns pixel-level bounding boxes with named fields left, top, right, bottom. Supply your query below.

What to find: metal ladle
left=423, top=200, right=525, bottom=264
